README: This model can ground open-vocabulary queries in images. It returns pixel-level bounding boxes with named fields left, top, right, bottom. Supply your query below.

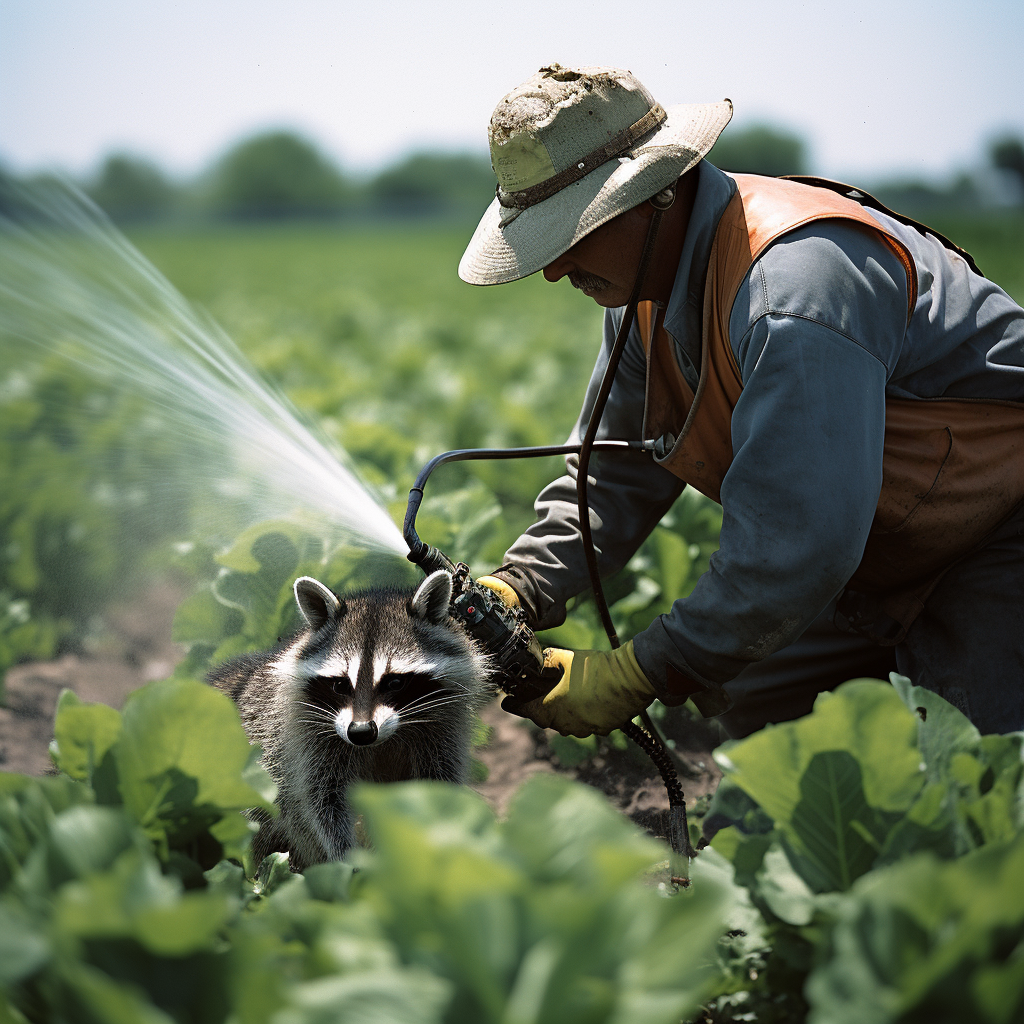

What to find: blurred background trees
left=22, top=123, right=1022, bottom=225
left=367, top=152, right=494, bottom=217
left=204, top=131, right=353, bottom=219
left=87, top=154, right=179, bottom=222
left=991, top=135, right=1024, bottom=191
left=706, top=123, right=808, bottom=177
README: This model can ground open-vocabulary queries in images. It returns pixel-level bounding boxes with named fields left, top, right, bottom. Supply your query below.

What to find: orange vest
left=639, top=174, right=1024, bottom=638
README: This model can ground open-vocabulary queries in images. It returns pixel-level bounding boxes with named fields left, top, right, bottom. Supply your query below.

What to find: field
left=1, top=207, right=1023, bottom=1023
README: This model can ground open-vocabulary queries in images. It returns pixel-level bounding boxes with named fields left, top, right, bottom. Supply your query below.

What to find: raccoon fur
left=207, top=570, right=493, bottom=871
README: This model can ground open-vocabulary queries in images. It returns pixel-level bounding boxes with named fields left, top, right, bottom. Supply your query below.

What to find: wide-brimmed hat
left=459, top=64, right=732, bottom=286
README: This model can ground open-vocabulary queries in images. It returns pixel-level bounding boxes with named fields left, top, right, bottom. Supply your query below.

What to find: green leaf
left=0, top=989, right=31, bottom=1024
left=0, top=901, right=49, bottom=984
left=51, top=689, right=123, bottom=784
left=0, top=773, right=94, bottom=890
left=115, top=677, right=273, bottom=861
left=785, top=749, right=902, bottom=891
left=650, top=527, right=693, bottom=600
left=806, top=832, right=1024, bottom=1024
left=548, top=733, right=598, bottom=768
left=45, top=806, right=137, bottom=883
left=254, top=851, right=294, bottom=898
left=55, top=846, right=235, bottom=956
left=754, top=843, right=817, bottom=926
left=301, top=859, right=355, bottom=903
left=891, top=675, right=1024, bottom=856
left=57, top=961, right=178, bottom=1024
left=717, top=680, right=926, bottom=891
left=537, top=614, right=603, bottom=650
left=277, top=969, right=451, bottom=1024
left=171, top=587, right=243, bottom=645
left=349, top=777, right=731, bottom=1024
left=501, top=772, right=663, bottom=888
left=215, top=520, right=307, bottom=574
left=891, top=672, right=981, bottom=782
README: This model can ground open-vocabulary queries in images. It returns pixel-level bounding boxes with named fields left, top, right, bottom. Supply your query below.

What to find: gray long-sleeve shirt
left=503, top=161, right=1024, bottom=700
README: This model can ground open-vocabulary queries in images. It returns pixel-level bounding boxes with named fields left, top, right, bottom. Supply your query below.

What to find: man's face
left=541, top=206, right=650, bottom=308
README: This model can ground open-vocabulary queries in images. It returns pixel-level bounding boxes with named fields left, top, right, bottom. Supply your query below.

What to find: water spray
left=3, top=173, right=696, bottom=877
left=0, top=175, right=405, bottom=556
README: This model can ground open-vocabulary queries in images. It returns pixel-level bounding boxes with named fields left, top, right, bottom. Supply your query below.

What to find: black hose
left=404, top=441, right=647, bottom=564
left=571, top=189, right=696, bottom=866
left=574, top=205, right=668, bottom=647
left=401, top=190, right=696, bottom=869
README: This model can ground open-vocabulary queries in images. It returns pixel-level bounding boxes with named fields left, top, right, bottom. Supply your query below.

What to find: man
left=461, top=64, right=1024, bottom=739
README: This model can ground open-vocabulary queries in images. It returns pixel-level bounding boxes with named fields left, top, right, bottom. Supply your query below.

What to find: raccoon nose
left=347, top=720, right=378, bottom=746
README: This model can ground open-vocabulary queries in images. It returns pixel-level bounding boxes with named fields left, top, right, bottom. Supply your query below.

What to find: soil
left=0, top=583, right=722, bottom=836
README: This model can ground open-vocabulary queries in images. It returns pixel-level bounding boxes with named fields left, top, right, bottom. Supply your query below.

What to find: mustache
left=568, top=270, right=612, bottom=293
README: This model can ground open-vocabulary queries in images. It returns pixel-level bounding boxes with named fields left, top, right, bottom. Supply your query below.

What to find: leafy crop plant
left=1, top=675, right=733, bottom=1024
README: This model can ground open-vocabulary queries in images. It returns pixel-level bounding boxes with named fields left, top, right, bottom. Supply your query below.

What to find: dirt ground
left=0, top=584, right=722, bottom=833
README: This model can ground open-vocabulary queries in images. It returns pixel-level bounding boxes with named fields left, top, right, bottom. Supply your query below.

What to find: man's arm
left=498, top=305, right=684, bottom=628
left=633, top=221, right=909, bottom=698
left=496, top=220, right=908, bottom=720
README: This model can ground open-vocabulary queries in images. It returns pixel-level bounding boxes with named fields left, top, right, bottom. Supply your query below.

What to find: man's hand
left=476, top=575, right=521, bottom=610
left=476, top=573, right=545, bottom=672
left=502, top=641, right=657, bottom=738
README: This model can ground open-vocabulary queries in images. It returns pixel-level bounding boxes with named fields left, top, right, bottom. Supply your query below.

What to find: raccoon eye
left=324, top=675, right=351, bottom=694
left=379, top=673, right=412, bottom=693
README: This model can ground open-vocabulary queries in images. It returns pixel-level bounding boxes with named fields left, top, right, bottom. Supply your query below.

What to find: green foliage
left=47, top=679, right=276, bottom=869
left=205, top=131, right=353, bottom=220
left=0, top=348, right=200, bottom=691
left=926, top=211, right=1024, bottom=299
left=87, top=154, right=179, bottom=223
left=2, top=687, right=730, bottom=1024
left=6, top=634, right=1024, bottom=1024
left=704, top=677, right=1024, bottom=1023
left=990, top=134, right=1024, bottom=190
left=806, top=834, right=1024, bottom=1024
left=873, top=173, right=984, bottom=218
left=707, top=124, right=807, bottom=177
left=5, top=211, right=1024, bottom=1021
left=369, top=152, right=495, bottom=217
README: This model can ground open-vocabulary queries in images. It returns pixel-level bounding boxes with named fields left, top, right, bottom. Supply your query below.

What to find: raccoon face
left=287, top=571, right=482, bottom=748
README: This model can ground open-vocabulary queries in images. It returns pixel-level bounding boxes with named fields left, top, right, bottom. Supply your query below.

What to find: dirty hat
left=459, top=64, right=732, bottom=285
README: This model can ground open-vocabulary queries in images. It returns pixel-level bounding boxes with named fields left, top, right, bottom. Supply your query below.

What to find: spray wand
left=403, top=441, right=647, bottom=698
left=404, top=442, right=698, bottom=882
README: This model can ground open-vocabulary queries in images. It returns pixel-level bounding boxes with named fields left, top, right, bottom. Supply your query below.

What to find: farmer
left=465, top=64, right=1024, bottom=738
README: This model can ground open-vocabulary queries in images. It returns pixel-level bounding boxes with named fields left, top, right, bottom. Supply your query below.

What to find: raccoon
left=208, top=570, right=493, bottom=871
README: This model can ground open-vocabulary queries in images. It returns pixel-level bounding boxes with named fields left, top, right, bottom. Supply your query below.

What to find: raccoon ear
left=410, top=570, right=453, bottom=625
left=294, top=577, right=345, bottom=631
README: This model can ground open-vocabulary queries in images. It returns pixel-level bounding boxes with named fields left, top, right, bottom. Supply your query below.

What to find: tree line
left=73, top=125, right=821, bottom=224
left=11, top=124, right=1023, bottom=224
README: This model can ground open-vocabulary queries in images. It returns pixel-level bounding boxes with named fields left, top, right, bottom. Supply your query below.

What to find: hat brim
left=459, top=100, right=733, bottom=286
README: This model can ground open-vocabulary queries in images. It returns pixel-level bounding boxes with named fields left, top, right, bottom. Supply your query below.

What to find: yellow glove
left=476, top=575, right=521, bottom=609
left=504, top=641, right=657, bottom=738
left=476, top=574, right=545, bottom=673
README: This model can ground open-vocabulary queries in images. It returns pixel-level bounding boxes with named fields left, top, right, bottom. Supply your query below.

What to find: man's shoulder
left=746, top=220, right=908, bottom=326
left=724, top=219, right=909, bottom=376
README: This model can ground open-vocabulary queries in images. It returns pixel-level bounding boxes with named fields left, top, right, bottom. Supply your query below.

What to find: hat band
left=496, top=102, right=667, bottom=211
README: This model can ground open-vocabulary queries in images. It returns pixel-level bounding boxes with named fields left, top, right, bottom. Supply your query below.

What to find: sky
left=2, top=0, right=1022, bottom=184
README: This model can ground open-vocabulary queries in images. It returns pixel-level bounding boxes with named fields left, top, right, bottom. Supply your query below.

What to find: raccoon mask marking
left=207, top=570, right=493, bottom=872
left=291, top=572, right=470, bottom=747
